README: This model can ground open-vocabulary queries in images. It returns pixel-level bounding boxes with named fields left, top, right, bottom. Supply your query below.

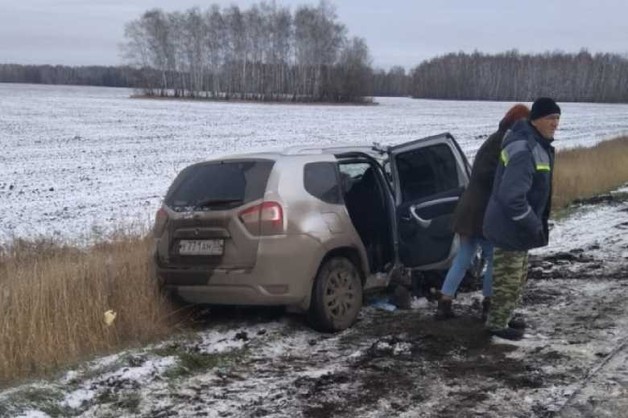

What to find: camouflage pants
left=486, top=249, right=529, bottom=330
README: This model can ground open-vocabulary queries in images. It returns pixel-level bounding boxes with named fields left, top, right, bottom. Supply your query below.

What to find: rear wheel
left=308, top=257, right=363, bottom=332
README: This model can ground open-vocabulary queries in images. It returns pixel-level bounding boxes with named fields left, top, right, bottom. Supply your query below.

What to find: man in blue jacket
left=483, top=97, right=560, bottom=340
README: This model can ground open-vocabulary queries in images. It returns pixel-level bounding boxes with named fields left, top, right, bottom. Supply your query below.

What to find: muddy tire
left=308, top=257, right=363, bottom=332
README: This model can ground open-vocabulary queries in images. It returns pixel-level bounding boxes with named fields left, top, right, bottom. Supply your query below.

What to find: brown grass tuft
left=0, top=234, right=175, bottom=386
left=553, top=136, right=628, bottom=209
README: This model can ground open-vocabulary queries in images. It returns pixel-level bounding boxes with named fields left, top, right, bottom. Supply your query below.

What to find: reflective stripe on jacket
left=483, top=120, right=555, bottom=251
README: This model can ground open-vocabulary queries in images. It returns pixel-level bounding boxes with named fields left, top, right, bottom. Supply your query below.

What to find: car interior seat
left=345, top=167, right=386, bottom=271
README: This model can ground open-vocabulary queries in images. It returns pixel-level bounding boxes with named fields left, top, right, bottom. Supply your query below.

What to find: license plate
left=179, top=239, right=224, bottom=256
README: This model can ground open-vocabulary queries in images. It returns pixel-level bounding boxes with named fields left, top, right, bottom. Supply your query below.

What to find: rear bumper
left=156, top=234, right=324, bottom=310
left=165, top=283, right=304, bottom=306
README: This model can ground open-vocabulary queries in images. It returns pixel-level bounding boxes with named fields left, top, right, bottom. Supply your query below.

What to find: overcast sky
left=1, top=0, right=627, bottom=70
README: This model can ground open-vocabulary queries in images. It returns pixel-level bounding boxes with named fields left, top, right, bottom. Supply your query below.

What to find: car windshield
left=165, top=159, right=274, bottom=211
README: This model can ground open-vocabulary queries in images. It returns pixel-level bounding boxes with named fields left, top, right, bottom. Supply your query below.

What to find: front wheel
left=308, top=257, right=363, bottom=332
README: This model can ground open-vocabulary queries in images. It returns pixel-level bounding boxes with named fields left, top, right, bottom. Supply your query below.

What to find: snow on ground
left=2, top=83, right=628, bottom=244
left=1, top=192, right=627, bottom=417
left=531, top=188, right=628, bottom=268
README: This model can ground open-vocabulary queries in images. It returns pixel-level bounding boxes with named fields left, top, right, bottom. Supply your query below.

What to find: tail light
left=153, top=207, right=169, bottom=237
left=238, top=201, right=284, bottom=236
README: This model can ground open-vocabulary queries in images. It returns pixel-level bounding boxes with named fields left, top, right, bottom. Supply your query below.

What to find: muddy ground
left=114, top=250, right=627, bottom=418
left=2, top=195, right=628, bottom=418
left=175, top=254, right=628, bottom=418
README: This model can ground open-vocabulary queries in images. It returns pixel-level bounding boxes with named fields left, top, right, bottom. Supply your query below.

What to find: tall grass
left=552, top=136, right=628, bottom=209
left=0, top=136, right=627, bottom=386
left=0, top=235, right=175, bottom=386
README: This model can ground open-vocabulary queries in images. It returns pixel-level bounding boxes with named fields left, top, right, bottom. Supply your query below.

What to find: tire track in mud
left=518, top=250, right=628, bottom=418
left=555, top=336, right=628, bottom=417
left=334, top=250, right=628, bottom=417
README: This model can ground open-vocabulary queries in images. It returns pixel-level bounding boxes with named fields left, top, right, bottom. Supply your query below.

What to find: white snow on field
left=1, top=83, right=628, bottom=245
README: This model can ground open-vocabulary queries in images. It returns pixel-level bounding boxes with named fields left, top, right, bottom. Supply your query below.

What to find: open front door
left=389, top=133, right=470, bottom=270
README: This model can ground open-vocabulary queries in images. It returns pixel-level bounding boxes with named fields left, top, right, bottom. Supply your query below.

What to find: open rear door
left=389, top=133, right=470, bottom=270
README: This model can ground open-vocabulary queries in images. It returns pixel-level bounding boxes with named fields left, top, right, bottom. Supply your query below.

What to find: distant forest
left=0, top=64, right=144, bottom=88
left=0, top=63, right=408, bottom=97
left=411, top=50, right=628, bottom=103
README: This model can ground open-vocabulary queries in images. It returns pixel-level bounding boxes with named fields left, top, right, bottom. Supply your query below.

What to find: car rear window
left=165, top=159, right=274, bottom=211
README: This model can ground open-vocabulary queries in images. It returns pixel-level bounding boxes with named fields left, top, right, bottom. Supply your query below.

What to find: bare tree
left=179, top=8, right=207, bottom=97
left=335, top=37, right=372, bottom=101
left=204, top=5, right=226, bottom=98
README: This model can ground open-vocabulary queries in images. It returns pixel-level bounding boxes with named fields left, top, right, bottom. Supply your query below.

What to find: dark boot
left=508, top=315, right=527, bottom=330
left=435, top=298, right=455, bottom=320
left=483, top=297, right=525, bottom=328
left=488, top=327, right=524, bottom=341
left=390, top=285, right=412, bottom=310
left=481, top=297, right=491, bottom=323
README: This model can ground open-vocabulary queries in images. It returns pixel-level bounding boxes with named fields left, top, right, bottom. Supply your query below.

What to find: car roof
left=213, top=143, right=386, bottom=161
left=282, top=143, right=383, bottom=156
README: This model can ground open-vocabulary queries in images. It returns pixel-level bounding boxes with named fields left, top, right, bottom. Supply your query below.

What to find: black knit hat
left=530, top=97, right=561, bottom=120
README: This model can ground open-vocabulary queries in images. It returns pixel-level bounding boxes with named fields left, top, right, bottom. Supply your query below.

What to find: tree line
left=0, top=64, right=145, bottom=88
left=0, top=63, right=412, bottom=97
left=120, top=1, right=371, bottom=103
left=371, top=66, right=411, bottom=97
left=410, top=50, right=628, bottom=103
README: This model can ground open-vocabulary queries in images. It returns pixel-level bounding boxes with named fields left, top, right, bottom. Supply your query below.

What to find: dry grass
left=0, top=234, right=176, bottom=386
left=0, top=136, right=626, bottom=387
left=553, top=136, right=628, bottom=209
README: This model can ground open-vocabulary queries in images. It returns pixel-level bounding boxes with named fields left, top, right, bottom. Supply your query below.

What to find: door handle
left=408, top=196, right=458, bottom=228
left=409, top=206, right=432, bottom=228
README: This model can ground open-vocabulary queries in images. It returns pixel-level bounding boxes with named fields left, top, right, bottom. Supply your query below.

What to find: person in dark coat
left=435, top=104, right=530, bottom=320
left=483, top=97, right=560, bottom=340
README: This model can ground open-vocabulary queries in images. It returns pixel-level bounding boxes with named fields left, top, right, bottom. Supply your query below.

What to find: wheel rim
left=323, top=266, right=359, bottom=322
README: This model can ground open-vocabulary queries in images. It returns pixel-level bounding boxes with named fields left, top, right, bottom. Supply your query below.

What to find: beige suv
left=153, top=133, right=470, bottom=331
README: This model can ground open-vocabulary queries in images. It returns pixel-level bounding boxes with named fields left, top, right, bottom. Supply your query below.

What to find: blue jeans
left=441, top=236, right=494, bottom=298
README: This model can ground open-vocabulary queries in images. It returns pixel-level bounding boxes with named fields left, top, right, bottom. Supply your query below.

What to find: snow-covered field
left=2, top=83, right=628, bottom=244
